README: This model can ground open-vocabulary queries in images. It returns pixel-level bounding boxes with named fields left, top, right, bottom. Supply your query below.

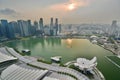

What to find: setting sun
left=68, top=3, right=76, bottom=11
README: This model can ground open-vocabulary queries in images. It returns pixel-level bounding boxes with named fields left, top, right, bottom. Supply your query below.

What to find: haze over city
left=0, top=0, right=120, bottom=24
left=1, top=0, right=120, bottom=80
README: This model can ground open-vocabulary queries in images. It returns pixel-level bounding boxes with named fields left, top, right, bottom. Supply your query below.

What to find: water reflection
left=4, top=38, right=120, bottom=80
left=5, top=38, right=62, bottom=49
left=66, top=39, right=73, bottom=48
left=45, top=38, right=61, bottom=47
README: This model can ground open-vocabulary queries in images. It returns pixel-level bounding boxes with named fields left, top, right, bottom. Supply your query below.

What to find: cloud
left=50, top=3, right=68, bottom=11
left=49, top=0, right=92, bottom=12
left=0, top=8, right=21, bottom=18
left=69, top=0, right=90, bottom=7
left=33, top=0, right=93, bottom=19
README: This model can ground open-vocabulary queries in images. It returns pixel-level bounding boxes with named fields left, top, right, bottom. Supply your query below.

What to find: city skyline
left=1, top=17, right=119, bottom=40
left=1, top=1, right=120, bottom=80
left=0, top=18, right=61, bottom=39
left=0, top=0, right=120, bottom=24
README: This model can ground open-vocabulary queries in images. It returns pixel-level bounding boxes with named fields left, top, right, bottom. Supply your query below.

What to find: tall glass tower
left=55, top=18, right=58, bottom=32
left=50, top=17, right=53, bottom=30
left=39, top=18, right=44, bottom=32
left=0, top=20, right=8, bottom=37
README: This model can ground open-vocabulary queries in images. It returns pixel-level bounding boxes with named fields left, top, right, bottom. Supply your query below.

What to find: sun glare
left=68, top=3, right=75, bottom=11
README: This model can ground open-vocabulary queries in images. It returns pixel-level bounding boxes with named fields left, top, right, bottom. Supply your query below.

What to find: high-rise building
left=53, top=18, right=59, bottom=36
left=27, top=20, right=32, bottom=35
left=44, top=25, right=50, bottom=35
left=39, top=18, right=44, bottom=32
left=0, top=20, right=16, bottom=39
left=0, top=20, right=8, bottom=38
left=110, top=20, right=118, bottom=36
left=31, top=25, right=36, bottom=35
left=8, top=22, right=15, bottom=39
left=10, top=21, right=20, bottom=37
left=33, top=21, right=38, bottom=35
left=0, top=22, right=2, bottom=37
left=34, top=21, right=39, bottom=30
left=50, top=18, right=53, bottom=30
left=112, top=20, right=117, bottom=26
left=68, top=24, right=72, bottom=30
left=58, top=24, right=62, bottom=34
left=23, top=21, right=30, bottom=36
left=50, top=18, right=54, bottom=36
left=17, top=20, right=24, bottom=37
left=55, top=18, right=58, bottom=32
left=17, top=20, right=29, bottom=37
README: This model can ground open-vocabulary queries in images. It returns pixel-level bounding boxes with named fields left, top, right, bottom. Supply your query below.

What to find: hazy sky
left=0, top=0, right=120, bottom=24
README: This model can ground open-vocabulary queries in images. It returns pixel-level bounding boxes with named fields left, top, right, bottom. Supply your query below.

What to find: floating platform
left=22, top=49, right=31, bottom=54
left=51, top=56, right=62, bottom=63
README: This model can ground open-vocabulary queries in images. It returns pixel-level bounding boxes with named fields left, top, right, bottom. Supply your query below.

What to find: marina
left=4, top=38, right=120, bottom=80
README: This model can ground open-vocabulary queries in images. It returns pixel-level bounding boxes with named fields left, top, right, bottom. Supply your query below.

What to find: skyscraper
left=58, top=24, right=62, bottom=34
left=17, top=20, right=24, bottom=37
left=34, top=21, right=39, bottom=31
left=50, top=17, right=53, bottom=30
left=27, top=20, right=32, bottom=35
left=0, top=22, right=2, bottom=37
left=23, top=21, right=29, bottom=36
left=39, top=18, right=44, bottom=32
left=44, top=25, right=50, bottom=35
left=110, top=20, right=118, bottom=36
left=55, top=18, right=58, bottom=32
left=10, top=21, right=20, bottom=37
left=50, top=18, right=54, bottom=36
left=0, top=20, right=8, bottom=38
left=53, top=18, right=59, bottom=36
left=8, top=22, right=15, bottom=39
left=11, top=22, right=18, bottom=33
left=0, top=20, right=16, bottom=39
left=68, top=24, right=72, bottom=30
left=17, top=20, right=29, bottom=37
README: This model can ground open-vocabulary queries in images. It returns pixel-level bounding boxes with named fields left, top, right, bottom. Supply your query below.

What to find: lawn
left=107, top=56, right=120, bottom=66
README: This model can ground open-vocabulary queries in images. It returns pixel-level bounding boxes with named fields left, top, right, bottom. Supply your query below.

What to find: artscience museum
left=74, top=57, right=97, bottom=72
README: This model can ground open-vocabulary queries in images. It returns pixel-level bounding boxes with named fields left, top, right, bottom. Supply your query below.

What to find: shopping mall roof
left=0, top=52, right=17, bottom=63
left=43, top=77, right=59, bottom=80
left=0, top=64, right=48, bottom=80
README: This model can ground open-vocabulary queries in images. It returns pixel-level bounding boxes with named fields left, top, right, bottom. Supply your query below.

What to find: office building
left=109, top=20, right=119, bottom=37
left=9, top=21, right=20, bottom=38
left=44, top=25, right=50, bottom=35
left=0, top=20, right=8, bottom=38
left=7, top=22, right=15, bottom=39
left=52, top=18, right=59, bottom=36
left=55, top=18, right=59, bottom=33
left=50, top=18, right=54, bottom=36
left=50, top=17, right=54, bottom=30
left=58, top=24, right=62, bottom=34
left=17, top=20, right=29, bottom=37
left=0, top=23, right=2, bottom=37
left=39, top=18, right=44, bottom=32
left=34, top=21, right=39, bottom=30
left=27, top=20, right=32, bottom=35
